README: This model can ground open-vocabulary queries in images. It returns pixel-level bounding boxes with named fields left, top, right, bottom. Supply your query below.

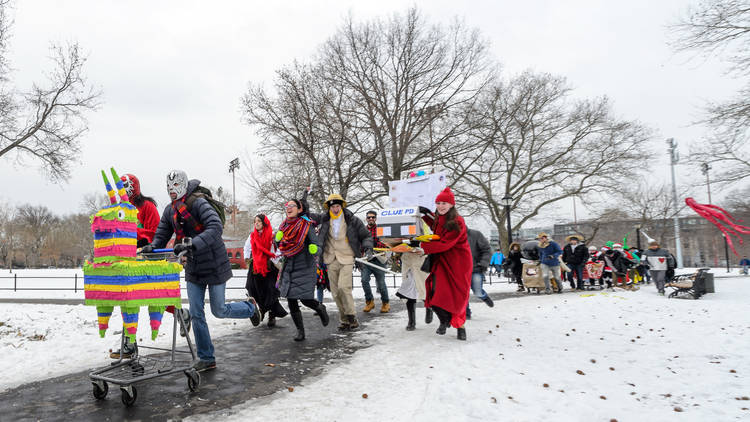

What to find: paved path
left=0, top=291, right=524, bottom=421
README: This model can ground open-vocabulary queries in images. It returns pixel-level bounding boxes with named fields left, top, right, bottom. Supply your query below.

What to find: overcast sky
left=0, top=0, right=741, bottom=226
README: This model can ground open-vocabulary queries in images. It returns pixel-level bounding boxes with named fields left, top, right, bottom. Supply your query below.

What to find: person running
left=307, top=194, right=373, bottom=331
left=246, top=214, right=288, bottom=328
left=110, top=173, right=164, bottom=359
left=275, top=197, right=330, bottom=341
left=640, top=240, right=671, bottom=295
left=505, top=242, right=524, bottom=292
left=418, top=187, right=472, bottom=341
left=360, top=210, right=390, bottom=313
left=465, top=228, right=494, bottom=320
left=142, top=170, right=261, bottom=372
left=536, top=232, right=563, bottom=294
left=395, top=244, right=429, bottom=331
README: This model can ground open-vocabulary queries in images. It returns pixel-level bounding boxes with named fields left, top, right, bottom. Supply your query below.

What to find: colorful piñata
left=83, top=168, right=183, bottom=341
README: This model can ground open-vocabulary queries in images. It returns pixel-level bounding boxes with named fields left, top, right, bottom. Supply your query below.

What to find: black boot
left=457, top=327, right=467, bottom=341
left=347, top=314, right=359, bottom=330
left=406, top=301, right=416, bottom=331
left=425, top=307, right=434, bottom=324
left=466, top=306, right=472, bottom=320
left=316, top=303, right=330, bottom=327
left=436, top=321, right=448, bottom=335
left=267, top=314, right=276, bottom=328
left=481, top=294, right=495, bottom=307
left=290, top=311, right=305, bottom=341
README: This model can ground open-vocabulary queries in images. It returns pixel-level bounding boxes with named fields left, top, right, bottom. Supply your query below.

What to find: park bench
left=665, top=267, right=710, bottom=299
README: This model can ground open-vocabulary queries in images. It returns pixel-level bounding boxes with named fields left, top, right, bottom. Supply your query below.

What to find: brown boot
left=380, top=302, right=390, bottom=313
left=363, top=300, right=375, bottom=313
left=347, top=314, right=359, bottom=330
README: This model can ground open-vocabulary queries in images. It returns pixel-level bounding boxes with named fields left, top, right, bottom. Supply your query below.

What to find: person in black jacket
left=142, top=170, right=260, bottom=372
left=562, top=235, right=588, bottom=290
left=465, top=229, right=493, bottom=320
left=504, top=242, right=524, bottom=292
left=306, top=193, right=373, bottom=331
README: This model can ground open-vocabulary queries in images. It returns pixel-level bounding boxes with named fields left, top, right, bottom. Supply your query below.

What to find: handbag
left=420, top=255, right=432, bottom=273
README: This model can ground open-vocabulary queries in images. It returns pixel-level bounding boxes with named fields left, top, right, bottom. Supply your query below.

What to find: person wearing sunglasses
left=360, top=211, right=390, bottom=313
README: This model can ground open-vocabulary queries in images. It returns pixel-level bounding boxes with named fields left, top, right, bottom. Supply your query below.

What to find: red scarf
left=251, top=215, right=274, bottom=276
left=171, top=198, right=202, bottom=243
left=278, top=216, right=311, bottom=257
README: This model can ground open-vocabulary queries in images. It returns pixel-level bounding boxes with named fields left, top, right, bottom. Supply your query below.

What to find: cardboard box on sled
left=522, top=263, right=546, bottom=289
left=375, top=207, right=425, bottom=239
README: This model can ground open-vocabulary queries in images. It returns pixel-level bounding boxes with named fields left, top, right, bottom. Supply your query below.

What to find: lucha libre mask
left=121, top=174, right=135, bottom=198
left=166, top=170, right=188, bottom=200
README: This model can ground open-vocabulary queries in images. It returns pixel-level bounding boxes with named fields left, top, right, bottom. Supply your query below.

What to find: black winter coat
left=562, top=243, right=588, bottom=265
left=277, top=221, right=320, bottom=300
left=308, top=208, right=372, bottom=258
left=467, top=229, right=491, bottom=273
left=151, top=179, right=232, bottom=285
left=505, top=250, right=523, bottom=274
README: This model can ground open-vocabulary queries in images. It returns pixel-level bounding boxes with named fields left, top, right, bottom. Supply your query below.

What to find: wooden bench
left=665, top=268, right=710, bottom=299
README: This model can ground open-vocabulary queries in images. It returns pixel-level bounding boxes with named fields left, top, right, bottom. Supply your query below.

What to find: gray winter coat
left=641, top=247, right=671, bottom=271
left=467, top=229, right=491, bottom=274
left=307, top=208, right=373, bottom=258
left=277, top=219, right=320, bottom=300
left=151, top=179, right=232, bottom=285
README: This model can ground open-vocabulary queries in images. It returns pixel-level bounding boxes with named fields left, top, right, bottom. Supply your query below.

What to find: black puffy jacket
left=562, top=243, right=588, bottom=265
left=151, top=179, right=232, bottom=285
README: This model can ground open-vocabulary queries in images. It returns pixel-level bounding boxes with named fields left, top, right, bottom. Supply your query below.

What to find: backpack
left=667, top=253, right=676, bottom=270
left=185, top=185, right=227, bottom=226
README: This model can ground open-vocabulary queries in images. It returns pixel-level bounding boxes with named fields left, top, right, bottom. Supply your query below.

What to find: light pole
left=501, top=194, right=513, bottom=252
left=635, top=224, right=642, bottom=251
left=229, top=158, right=240, bottom=233
left=667, top=138, right=684, bottom=268
left=701, top=162, right=721, bottom=267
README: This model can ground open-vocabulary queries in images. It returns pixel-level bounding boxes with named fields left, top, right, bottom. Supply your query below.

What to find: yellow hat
left=324, top=193, right=347, bottom=209
left=537, top=232, right=550, bottom=239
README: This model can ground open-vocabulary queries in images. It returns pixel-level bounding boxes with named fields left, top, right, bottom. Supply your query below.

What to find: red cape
left=422, top=213, right=472, bottom=328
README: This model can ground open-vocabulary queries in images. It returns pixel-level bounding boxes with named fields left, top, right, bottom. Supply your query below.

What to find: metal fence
left=0, top=271, right=511, bottom=292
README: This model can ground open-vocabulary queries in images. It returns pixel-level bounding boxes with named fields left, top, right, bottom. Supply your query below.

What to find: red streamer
left=685, top=198, right=750, bottom=256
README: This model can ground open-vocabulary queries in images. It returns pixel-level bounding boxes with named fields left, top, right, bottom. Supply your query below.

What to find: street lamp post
left=501, top=194, right=513, bottom=251
left=667, top=138, right=684, bottom=268
left=229, top=158, right=240, bottom=233
left=635, top=224, right=642, bottom=251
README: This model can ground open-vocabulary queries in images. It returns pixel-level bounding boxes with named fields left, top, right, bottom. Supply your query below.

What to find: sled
left=522, top=263, right=546, bottom=293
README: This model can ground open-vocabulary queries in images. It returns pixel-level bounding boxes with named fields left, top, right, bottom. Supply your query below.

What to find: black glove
left=140, top=244, right=154, bottom=254
left=137, top=238, right=149, bottom=248
left=418, top=206, right=433, bottom=215
left=173, top=243, right=192, bottom=256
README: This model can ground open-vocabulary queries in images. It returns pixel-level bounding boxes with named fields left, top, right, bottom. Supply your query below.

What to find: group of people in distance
left=114, top=169, right=482, bottom=372
left=498, top=232, right=676, bottom=296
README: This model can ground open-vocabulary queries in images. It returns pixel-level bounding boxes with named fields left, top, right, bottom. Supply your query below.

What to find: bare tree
left=16, top=204, right=57, bottom=267
left=447, top=71, right=652, bottom=251
left=242, top=8, right=493, bottom=212
left=0, top=200, right=19, bottom=269
left=671, top=0, right=750, bottom=185
left=0, top=1, right=100, bottom=181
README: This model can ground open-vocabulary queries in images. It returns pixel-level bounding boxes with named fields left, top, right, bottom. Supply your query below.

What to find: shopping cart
left=89, top=248, right=200, bottom=406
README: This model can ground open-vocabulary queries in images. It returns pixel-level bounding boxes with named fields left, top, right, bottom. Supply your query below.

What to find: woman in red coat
left=121, top=173, right=160, bottom=247
left=420, top=187, right=472, bottom=341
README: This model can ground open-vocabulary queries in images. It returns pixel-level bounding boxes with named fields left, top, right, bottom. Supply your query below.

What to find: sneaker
left=545, top=288, right=551, bottom=294
left=248, top=297, right=261, bottom=327
left=516, top=285, right=525, bottom=292
left=179, top=308, right=191, bottom=337
left=466, top=307, right=472, bottom=320
left=380, top=302, right=390, bottom=313
left=110, top=339, right=138, bottom=359
left=193, top=360, right=216, bottom=372
left=481, top=295, right=494, bottom=308
left=363, top=300, right=375, bottom=313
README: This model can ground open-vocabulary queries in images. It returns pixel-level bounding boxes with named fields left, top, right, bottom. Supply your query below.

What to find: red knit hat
left=435, top=187, right=455, bottom=205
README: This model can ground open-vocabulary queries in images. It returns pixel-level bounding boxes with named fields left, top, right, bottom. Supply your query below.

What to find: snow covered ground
left=189, top=277, right=750, bottom=422
left=1, top=271, right=749, bottom=420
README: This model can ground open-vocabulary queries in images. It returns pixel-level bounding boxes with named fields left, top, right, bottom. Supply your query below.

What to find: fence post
left=14, top=273, right=17, bottom=292
left=74, top=273, right=78, bottom=293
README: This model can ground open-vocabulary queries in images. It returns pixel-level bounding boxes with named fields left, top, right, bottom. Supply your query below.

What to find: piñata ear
left=101, top=170, right=117, bottom=205
left=110, top=168, right=130, bottom=203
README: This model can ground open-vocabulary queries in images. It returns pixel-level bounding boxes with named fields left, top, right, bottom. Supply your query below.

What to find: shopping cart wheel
left=186, top=369, right=201, bottom=392
left=92, top=381, right=108, bottom=400
left=120, top=385, right=137, bottom=406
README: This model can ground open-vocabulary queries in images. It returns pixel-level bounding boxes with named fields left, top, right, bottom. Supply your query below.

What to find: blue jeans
left=187, top=281, right=256, bottom=362
left=566, top=263, right=584, bottom=289
left=316, top=284, right=325, bottom=303
left=360, top=258, right=389, bottom=303
left=466, top=272, right=488, bottom=313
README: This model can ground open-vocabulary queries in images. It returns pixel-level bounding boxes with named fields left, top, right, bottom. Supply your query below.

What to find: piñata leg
left=121, top=306, right=140, bottom=342
left=148, top=305, right=165, bottom=340
left=96, top=305, right=114, bottom=338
